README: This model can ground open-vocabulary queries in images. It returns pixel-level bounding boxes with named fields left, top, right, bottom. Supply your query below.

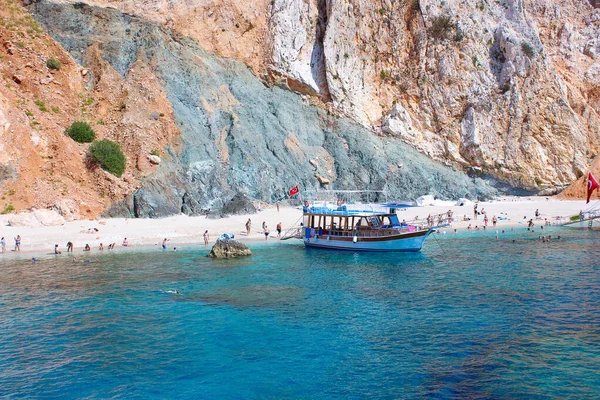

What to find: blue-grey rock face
left=29, top=1, right=497, bottom=217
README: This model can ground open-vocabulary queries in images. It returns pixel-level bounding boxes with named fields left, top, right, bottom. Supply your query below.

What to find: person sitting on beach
left=122, top=238, right=129, bottom=247
left=54, top=244, right=61, bottom=254
left=162, top=238, right=169, bottom=250
left=66, top=241, right=73, bottom=252
left=99, top=243, right=104, bottom=251
left=108, top=243, right=115, bottom=250
left=84, top=244, right=91, bottom=252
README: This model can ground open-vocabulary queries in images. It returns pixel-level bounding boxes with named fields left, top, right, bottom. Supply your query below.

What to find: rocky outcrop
left=221, top=193, right=256, bottom=216
left=207, top=239, right=252, bottom=258
left=27, top=0, right=497, bottom=219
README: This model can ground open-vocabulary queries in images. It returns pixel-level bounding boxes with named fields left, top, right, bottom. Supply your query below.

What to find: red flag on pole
left=289, top=185, right=299, bottom=197
left=587, top=172, right=599, bottom=203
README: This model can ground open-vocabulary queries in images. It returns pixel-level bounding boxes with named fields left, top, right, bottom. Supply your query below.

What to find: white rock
left=52, top=199, right=80, bottom=221
left=148, top=154, right=161, bottom=165
left=382, top=104, right=414, bottom=139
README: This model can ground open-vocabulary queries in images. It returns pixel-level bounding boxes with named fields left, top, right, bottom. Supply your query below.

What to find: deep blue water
left=1, top=227, right=599, bottom=399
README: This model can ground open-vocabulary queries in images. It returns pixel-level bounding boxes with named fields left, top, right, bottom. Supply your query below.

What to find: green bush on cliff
left=521, top=41, right=536, bottom=58
left=89, top=139, right=126, bottom=177
left=46, top=58, right=61, bottom=70
left=428, top=15, right=456, bottom=41
left=66, top=121, right=95, bottom=143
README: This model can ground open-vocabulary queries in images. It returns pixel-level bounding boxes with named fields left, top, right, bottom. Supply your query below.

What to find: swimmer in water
left=164, top=289, right=181, bottom=295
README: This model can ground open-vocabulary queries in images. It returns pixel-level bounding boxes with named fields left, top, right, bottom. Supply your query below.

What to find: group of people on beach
left=0, top=235, right=21, bottom=253
left=53, top=239, right=124, bottom=254
left=245, top=218, right=283, bottom=240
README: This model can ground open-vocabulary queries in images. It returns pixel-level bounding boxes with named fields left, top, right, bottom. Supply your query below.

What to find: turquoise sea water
left=1, top=227, right=599, bottom=399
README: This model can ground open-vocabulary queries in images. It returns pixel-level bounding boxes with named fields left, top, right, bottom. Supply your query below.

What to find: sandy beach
left=0, top=197, right=591, bottom=257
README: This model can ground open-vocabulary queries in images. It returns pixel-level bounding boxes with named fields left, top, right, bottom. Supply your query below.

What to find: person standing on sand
left=484, top=214, right=489, bottom=227
left=276, top=201, right=280, bottom=212
left=474, top=203, right=478, bottom=220
left=203, top=230, right=209, bottom=245
left=162, top=238, right=169, bottom=250
left=276, top=222, right=282, bottom=238
left=492, top=215, right=497, bottom=227
left=14, top=235, right=21, bottom=252
left=66, top=241, right=73, bottom=252
left=1, top=237, right=6, bottom=253
left=245, top=219, right=252, bottom=236
left=263, top=224, right=270, bottom=240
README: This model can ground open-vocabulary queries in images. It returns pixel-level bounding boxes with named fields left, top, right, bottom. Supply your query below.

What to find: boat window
left=370, top=217, right=380, bottom=227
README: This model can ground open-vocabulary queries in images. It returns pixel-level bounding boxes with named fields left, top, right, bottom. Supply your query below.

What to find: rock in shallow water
left=207, top=239, right=252, bottom=259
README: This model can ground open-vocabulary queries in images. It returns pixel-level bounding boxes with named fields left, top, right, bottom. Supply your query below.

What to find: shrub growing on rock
left=46, top=58, right=61, bottom=70
left=66, top=121, right=95, bottom=143
left=428, top=15, right=456, bottom=41
left=89, top=140, right=126, bottom=177
left=521, top=41, right=536, bottom=58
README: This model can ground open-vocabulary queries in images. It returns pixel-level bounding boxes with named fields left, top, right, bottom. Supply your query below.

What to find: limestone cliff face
left=25, top=0, right=496, bottom=217
left=63, top=0, right=600, bottom=195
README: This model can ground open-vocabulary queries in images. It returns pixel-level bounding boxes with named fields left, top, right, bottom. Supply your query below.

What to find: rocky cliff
left=48, top=0, right=600, bottom=196
left=1, top=0, right=598, bottom=218
left=12, top=0, right=495, bottom=218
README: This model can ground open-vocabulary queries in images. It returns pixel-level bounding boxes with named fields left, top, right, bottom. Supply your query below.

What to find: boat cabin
left=303, top=209, right=418, bottom=238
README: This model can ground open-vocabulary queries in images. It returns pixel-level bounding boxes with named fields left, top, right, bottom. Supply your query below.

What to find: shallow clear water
left=1, top=227, right=599, bottom=398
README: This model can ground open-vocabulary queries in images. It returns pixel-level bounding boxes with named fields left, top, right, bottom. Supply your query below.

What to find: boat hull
left=303, top=229, right=432, bottom=252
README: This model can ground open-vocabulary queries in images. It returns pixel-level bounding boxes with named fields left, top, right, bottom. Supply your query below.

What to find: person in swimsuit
left=263, top=225, right=270, bottom=240
left=14, top=235, right=21, bottom=252
left=122, top=238, right=129, bottom=247
left=245, top=219, right=251, bottom=235
left=54, top=244, right=61, bottom=254
left=162, top=238, right=169, bottom=250
left=99, top=243, right=104, bottom=250
left=1, top=237, right=6, bottom=253
left=84, top=244, right=91, bottom=251
left=276, top=222, right=282, bottom=238
left=203, top=230, right=209, bottom=245
left=66, top=241, right=74, bottom=252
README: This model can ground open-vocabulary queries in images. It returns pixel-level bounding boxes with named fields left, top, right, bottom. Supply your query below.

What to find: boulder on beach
left=207, top=239, right=252, bottom=259
left=221, top=193, right=256, bottom=216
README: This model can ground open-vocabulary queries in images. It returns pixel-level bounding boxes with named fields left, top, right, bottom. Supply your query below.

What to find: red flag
left=587, top=172, right=599, bottom=203
left=289, top=185, right=299, bottom=197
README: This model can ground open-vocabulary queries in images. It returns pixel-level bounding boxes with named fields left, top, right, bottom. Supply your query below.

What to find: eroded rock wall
left=58, top=0, right=600, bottom=195
left=28, top=0, right=496, bottom=217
